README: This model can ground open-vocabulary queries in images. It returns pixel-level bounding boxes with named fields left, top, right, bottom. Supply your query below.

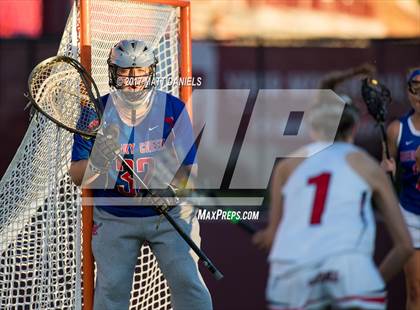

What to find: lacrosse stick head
left=28, top=56, right=103, bottom=137
left=361, top=78, right=392, bottom=123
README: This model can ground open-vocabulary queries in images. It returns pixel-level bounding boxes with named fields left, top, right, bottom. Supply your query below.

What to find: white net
left=0, top=0, right=183, bottom=309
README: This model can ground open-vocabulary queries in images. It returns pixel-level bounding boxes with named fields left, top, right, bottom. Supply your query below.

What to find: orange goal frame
left=79, top=1, right=192, bottom=309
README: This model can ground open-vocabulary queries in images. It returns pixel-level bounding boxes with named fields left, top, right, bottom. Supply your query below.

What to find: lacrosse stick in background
left=26, top=55, right=223, bottom=280
left=361, top=77, right=394, bottom=182
left=319, top=63, right=376, bottom=90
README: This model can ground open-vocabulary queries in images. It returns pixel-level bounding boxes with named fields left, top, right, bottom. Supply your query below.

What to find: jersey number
left=116, top=157, right=153, bottom=195
left=307, top=172, right=331, bottom=225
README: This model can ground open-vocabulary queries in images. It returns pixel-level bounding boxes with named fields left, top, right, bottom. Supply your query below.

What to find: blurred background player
left=69, top=40, right=212, bottom=310
left=381, top=67, right=420, bottom=310
left=253, top=100, right=413, bottom=309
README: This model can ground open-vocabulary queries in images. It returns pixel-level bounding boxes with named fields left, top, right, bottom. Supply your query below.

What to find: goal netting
left=0, top=0, right=185, bottom=309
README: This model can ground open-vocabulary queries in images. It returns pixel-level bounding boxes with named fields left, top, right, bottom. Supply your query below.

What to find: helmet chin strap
left=111, top=88, right=155, bottom=126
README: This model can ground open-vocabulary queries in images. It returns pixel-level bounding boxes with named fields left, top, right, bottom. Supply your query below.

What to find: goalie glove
left=145, top=184, right=180, bottom=209
left=147, top=184, right=181, bottom=230
left=89, top=125, right=120, bottom=174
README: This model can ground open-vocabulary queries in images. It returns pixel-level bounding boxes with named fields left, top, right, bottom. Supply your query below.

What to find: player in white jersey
left=253, top=101, right=413, bottom=310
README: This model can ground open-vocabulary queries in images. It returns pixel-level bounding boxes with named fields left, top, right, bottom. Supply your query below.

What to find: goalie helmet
left=107, top=39, right=158, bottom=111
left=108, top=39, right=157, bottom=89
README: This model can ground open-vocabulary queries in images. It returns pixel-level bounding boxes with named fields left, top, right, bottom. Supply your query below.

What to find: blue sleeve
left=71, top=134, right=94, bottom=162
left=167, top=95, right=197, bottom=166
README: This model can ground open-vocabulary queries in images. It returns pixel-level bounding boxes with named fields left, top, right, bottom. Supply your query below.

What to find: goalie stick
left=26, top=55, right=223, bottom=280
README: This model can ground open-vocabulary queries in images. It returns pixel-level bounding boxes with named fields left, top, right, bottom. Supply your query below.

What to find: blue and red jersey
left=71, top=90, right=196, bottom=217
left=398, top=110, right=420, bottom=215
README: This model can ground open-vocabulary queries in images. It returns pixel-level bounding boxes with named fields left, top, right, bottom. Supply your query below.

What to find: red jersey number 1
left=308, top=172, right=331, bottom=225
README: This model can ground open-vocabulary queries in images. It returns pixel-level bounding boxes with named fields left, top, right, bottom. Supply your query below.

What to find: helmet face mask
left=110, top=64, right=156, bottom=91
left=114, top=67, right=154, bottom=90
left=111, top=86, right=155, bottom=113
left=108, top=40, right=158, bottom=109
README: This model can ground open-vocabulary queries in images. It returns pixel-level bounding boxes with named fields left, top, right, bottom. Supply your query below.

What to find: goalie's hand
left=145, top=184, right=180, bottom=209
left=89, top=125, right=120, bottom=173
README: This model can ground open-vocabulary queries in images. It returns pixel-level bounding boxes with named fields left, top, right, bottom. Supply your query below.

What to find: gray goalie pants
left=92, top=205, right=213, bottom=310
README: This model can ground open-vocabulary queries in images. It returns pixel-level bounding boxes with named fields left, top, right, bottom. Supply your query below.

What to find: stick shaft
left=116, top=154, right=223, bottom=279
left=380, top=123, right=395, bottom=183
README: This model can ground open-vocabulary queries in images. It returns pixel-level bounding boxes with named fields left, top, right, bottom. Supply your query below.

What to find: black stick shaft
left=379, top=123, right=395, bottom=183
left=116, top=154, right=224, bottom=280
left=380, top=123, right=391, bottom=159
left=159, top=208, right=223, bottom=280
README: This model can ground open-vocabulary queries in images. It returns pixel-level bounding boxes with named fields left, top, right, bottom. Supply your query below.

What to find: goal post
left=79, top=2, right=94, bottom=309
left=0, top=0, right=192, bottom=309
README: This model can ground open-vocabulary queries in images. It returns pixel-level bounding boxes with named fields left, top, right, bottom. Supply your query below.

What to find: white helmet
left=107, top=39, right=157, bottom=89
left=108, top=40, right=158, bottom=111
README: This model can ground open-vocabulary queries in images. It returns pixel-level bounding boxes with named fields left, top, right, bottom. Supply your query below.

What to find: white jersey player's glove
left=89, top=126, right=120, bottom=174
